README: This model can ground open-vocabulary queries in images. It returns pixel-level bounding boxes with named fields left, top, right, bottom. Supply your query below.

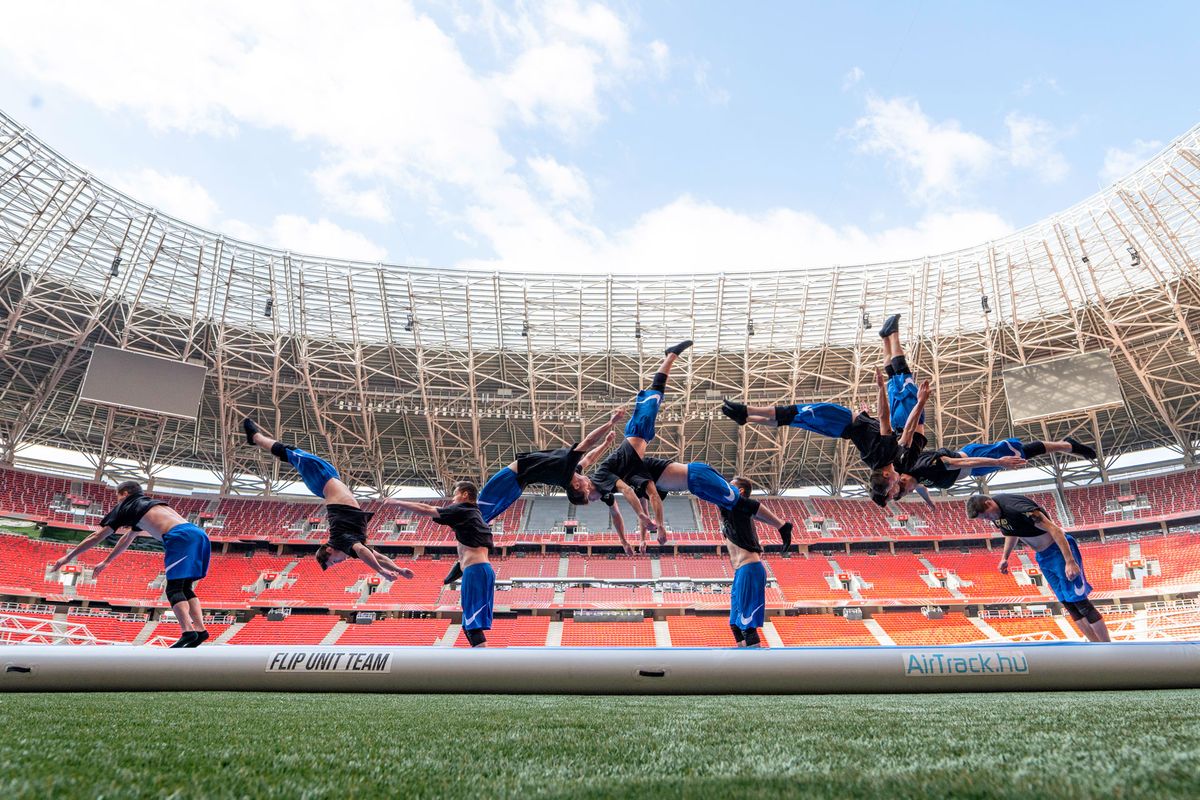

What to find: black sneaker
left=1065, top=436, right=1098, bottom=461
left=169, top=631, right=199, bottom=648
left=721, top=400, right=748, bottom=426
left=664, top=340, right=694, bottom=356
left=878, top=313, right=901, bottom=338
left=242, top=418, right=262, bottom=446
left=184, top=630, right=210, bottom=648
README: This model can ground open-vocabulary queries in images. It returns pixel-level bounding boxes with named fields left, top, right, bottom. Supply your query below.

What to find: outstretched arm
left=351, top=543, right=399, bottom=579
left=92, top=528, right=139, bottom=578
left=615, top=480, right=654, bottom=529
left=942, top=455, right=1027, bottom=470
left=579, top=429, right=618, bottom=471
left=52, top=526, right=115, bottom=571
left=577, top=408, right=627, bottom=453
left=875, top=368, right=892, bottom=436
left=997, top=536, right=1017, bottom=573
left=898, top=380, right=931, bottom=447
left=390, top=499, right=442, bottom=517
left=914, top=484, right=935, bottom=510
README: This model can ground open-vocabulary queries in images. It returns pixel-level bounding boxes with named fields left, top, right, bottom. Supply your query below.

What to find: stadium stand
left=452, top=616, right=552, bottom=647
left=226, top=614, right=341, bottom=645
left=873, top=611, right=983, bottom=645
left=665, top=615, right=743, bottom=646
left=335, top=617, right=449, bottom=646
left=559, top=618, right=656, bottom=646
left=771, top=614, right=879, bottom=646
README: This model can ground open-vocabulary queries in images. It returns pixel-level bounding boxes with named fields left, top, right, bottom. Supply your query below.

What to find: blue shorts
left=625, top=389, right=663, bottom=442
left=887, top=373, right=923, bottom=432
left=730, top=561, right=767, bottom=630
left=460, top=563, right=495, bottom=631
left=787, top=403, right=853, bottom=438
left=961, top=438, right=1026, bottom=476
left=1035, top=535, right=1091, bottom=603
left=286, top=447, right=340, bottom=498
left=686, top=462, right=739, bottom=511
left=162, top=523, right=210, bottom=581
left=477, top=467, right=521, bottom=524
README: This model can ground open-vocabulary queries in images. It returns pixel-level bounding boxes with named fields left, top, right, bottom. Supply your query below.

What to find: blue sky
left=1, top=1, right=1198, bottom=273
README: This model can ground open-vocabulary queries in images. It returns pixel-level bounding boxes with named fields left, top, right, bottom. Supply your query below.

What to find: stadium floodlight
left=404, top=314, right=414, bottom=332
left=747, top=320, right=755, bottom=336
left=861, top=312, right=870, bottom=329
left=521, top=321, right=529, bottom=338
left=1128, top=246, right=1141, bottom=266
left=981, top=295, right=990, bottom=313
left=263, top=298, right=274, bottom=318
left=110, top=257, right=121, bottom=277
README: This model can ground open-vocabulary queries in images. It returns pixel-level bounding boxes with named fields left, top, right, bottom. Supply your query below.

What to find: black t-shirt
left=906, top=447, right=964, bottom=489
left=515, top=444, right=584, bottom=490
left=432, top=502, right=493, bottom=549
left=893, top=431, right=927, bottom=474
left=591, top=441, right=647, bottom=506
left=720, top=499, right=763, bottom=553
left=100, top=494, right=167, bottom=532
left=841, top=413, right=900, bottom=470
left=989, top=494, right=1049, bottom=538
left=326, top=503, right=372, bottom=556
left=632, top=456, right=672, bottom=500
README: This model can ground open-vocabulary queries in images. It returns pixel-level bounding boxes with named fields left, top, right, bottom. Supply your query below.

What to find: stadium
left=2, top=6, right=1200, bottom=798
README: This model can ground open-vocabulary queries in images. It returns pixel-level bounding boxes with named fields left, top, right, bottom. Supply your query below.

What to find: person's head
left=868, top=468, right=894, bottom=508
left=891, top=473, right=918, bottom=501
left=315, top=544, right=350, bottom=571
left=567, top=473, right=592, bottom=506
left=115, top=480, right=143, bottom=500
left=452, top=480, right=478, bottom=505
left=965, top=494, right=1000, bottom=521
left=731, top=475, right=753, bottom=498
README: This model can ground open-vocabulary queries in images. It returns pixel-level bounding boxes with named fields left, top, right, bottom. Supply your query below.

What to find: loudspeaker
left=266, top=609, right=287, bottom=622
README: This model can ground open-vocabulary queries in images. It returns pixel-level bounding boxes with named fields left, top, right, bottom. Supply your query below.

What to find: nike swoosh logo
left=724, top=485, right=737, bottom=503
left=738, top=604, right=764, bottom=627
left=799, top=405, right=813, bottom=414
left=163, top=556, right=188, bottom=572
left=463, top=608, right=484, bottom=626
left=636, top=395, right=661, bottom=405
left=1006, top=442, right=1021, bottom=456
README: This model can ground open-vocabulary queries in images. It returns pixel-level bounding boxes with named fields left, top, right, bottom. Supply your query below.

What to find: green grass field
left=1, top=691, right=1197, bottom=799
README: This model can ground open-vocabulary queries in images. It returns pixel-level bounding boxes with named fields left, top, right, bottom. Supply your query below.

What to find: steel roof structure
left=1, top=109, right=1199, bottom=497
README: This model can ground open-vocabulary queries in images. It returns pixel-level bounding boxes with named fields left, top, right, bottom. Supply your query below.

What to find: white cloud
left=1005, top=112, right=1069, bottom=183
left=852, top=96, right=998, bottom=201
left=105, top=168, right=221, bottom=226
left=1100, top=138, right=1163, bottom=185
left=649, top=40, right=670, bottom=78
left=693, top=61, right=731, bottom=106
left=527, top=155, right=591, bottom=207
left=842, top=66, right=864, bottom=91
left=266, top=215, right=388, bottom=261
left=460, top=195, right=1013, bottom=274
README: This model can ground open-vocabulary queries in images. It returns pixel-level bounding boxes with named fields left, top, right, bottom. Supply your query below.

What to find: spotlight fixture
left=110, top=257, right=121, bottom=277
left=1081, top=255, right=1090, bottom=264
left=861, top=313, right=870, bottom=329
left=747, top=320, right=755, bottom=336
left=521, top=320, right=529, bottom=338
left=981, top=295, right=990, bottom=314
left=404, top=313, right=414, bottom=332
left=634, top=322, right=642, bottom=340
left=1128, top=246, right=1141, bottom=267
left=263, top=297, right=274, bottom=318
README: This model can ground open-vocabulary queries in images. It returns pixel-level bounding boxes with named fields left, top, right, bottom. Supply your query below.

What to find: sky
left=1, top=1, right=1198, bottom=275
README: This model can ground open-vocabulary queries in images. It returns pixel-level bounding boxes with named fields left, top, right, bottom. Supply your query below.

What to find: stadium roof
left=1, top=109, right=1198, bottom=495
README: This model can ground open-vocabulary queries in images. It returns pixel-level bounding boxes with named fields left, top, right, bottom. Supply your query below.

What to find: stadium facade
left=0, top=108, right=1199, bottom=499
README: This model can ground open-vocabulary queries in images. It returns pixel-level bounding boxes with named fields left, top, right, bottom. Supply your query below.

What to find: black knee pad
left=729, top=625, right=745, bottom=644
left=269, top=441, right=292, bottom=463
left=1023, top=441, right=1048, bottom=459
left=732, top=495, right=761, bottom=518
left=650, top=372, right=668, bottom=394
left=774, top=405, right=798, bottom=427
left=464, top=628, right=487, bottom=647
left=1074, top=598, right=1102, bottom=624
left=741, top=628, right=762, bottom=647
left=890, top=355, right=910, bottom=376
left=165, top=578, right=191, bottom=606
